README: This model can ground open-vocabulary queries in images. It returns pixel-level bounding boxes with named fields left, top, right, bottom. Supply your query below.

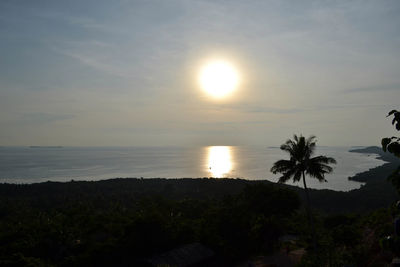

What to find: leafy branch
left=382, top=110, right=400, bottom=157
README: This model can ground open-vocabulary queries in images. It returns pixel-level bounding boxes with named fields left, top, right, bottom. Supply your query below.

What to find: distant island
left=29, top=146, right=63, bottom=148
left=349, top=146, right=399, bottom=162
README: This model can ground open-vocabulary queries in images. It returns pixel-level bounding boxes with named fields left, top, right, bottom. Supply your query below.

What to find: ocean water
left=0, top=146, right=385, bottom=191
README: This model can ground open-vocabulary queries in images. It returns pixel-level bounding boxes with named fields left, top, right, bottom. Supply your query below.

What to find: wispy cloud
left=206, top=102, right=387, bottom=115
left=58, top=49, right=129, bottom=78
left=19, top=113, right=75, bottom=124
left=1, top=112, right=76, bottom=127
left=342, top=84, right=400, bottom=94
left=204, top=103, right=305, bottom=114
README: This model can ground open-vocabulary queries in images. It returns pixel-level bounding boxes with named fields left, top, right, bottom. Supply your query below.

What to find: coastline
left=0, top=146, right=387, bottom=190
left=0, top=146, right=398, bottom=214
left=348, top=146, right=399, bottom=182
left=300, top=146, right=399, bottom=213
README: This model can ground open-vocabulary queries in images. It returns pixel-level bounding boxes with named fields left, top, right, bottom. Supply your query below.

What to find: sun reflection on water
left=207, top=146, right=233, bottom=177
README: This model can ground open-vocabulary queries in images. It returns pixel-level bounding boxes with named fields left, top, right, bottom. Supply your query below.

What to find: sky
left=1, top=0, right=400, bottom=147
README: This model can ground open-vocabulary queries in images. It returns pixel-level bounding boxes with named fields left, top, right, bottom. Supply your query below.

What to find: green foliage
left=389, top=110, right=400, bottom=130
left=382, top=110, right=400, bottom=157
left=0, top=180, right=300, bottom=266
left=388, top=166, right=400, bottom=192
left=298, top=209, right=394, bottom=266
left=382, top=109, right=400, bottom=193
left=0, top=176, right=398, bottom=266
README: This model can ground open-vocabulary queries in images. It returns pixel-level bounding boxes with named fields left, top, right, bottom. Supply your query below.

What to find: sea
left=0, top=146, right=386, bottom=191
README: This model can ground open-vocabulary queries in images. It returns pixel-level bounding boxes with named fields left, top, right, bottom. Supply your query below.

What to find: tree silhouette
left=382, top=110, right=400, bottom=157
left=382, top=109, right=400, bottom=192
left=270, top=134, right=336, bottom=251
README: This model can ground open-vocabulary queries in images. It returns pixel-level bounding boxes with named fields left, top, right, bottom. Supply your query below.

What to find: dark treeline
left=0, top=181, right=303, bottom=266
left=0, top=147, right=399, bottom=266
left=0, top=179, right=394, bottom=266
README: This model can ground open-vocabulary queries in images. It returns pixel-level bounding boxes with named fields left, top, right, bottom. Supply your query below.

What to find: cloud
left=206, top=102, right=387, bottom=115
left=202, top=102, right=305, bottom=114
left=241, top=106, right=304, bottom=114
left=19, top=113, right=75, bottom=124
left=59, top=50, right=128, bottom=78
left=342, top=84, right=400, bottom=94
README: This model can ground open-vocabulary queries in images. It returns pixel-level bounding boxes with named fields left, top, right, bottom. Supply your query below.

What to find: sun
left=199, top=60, right=239, bottom=98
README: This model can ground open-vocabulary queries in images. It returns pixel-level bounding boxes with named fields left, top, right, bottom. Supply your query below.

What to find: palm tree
left=270, top=134, right=336, bottom=251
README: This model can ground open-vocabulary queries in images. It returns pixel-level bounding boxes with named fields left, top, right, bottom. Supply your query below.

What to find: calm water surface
left=0, top=146, right=385, bottom=191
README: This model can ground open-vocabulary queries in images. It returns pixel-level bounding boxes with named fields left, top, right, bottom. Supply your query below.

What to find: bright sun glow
left=207, top=146, right=233, bottom=177
left=199, top=60, right=239, bottom=98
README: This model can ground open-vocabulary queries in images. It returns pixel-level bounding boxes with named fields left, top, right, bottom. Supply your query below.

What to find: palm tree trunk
left=302, top=171, right=317, bottom=251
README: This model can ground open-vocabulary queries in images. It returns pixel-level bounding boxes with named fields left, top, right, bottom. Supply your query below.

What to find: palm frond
left=309, top=155, right=337, bottom=165
left=270, top=159, right=295, bottom=174
left=278, top=168, right=296, bottom=183
left=306, top=135, right=316, bottom=143
left=306, top=156, right=336, bottom=182
left=278, top=167, right=302, bottom=183
left=306, top=168, right=328, bottom=182
left=293, top=170, right=302, bottom=182
left=305, top=135, right=316, bottom=157
left=280, top=139, right=296, bottom=155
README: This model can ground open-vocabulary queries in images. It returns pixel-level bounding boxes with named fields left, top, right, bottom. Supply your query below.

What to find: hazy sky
left=1, top=0, right=399, bottom=146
